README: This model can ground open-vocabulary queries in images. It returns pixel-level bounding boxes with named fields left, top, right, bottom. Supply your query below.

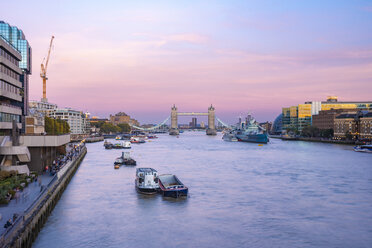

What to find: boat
left=104, top=140, right=113, bottom=149
left=123, top=141, right=131, bottom=149
left=114, top=164, right=120, bottom=169
left=112, top=142, right=124, bottom=149
left=147, top=135, right=158, bottom=139
left=234, top=115, right=269, bottom=144
left=158, top=174, right=188, bottom=198
left=135, top=168, right=159, bottom=194
left=222, top=131, right=238, bottom=142
left=354, top=144, right=372, bottom=153
left=130, top=137, right=146, bottom=144
left=114, top=152, right=136, bottom=166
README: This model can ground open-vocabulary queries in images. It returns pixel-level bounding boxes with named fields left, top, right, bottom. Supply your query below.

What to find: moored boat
left=131, top=137, right=146, bottom=144
left=123, top=141, right=131, bottom=149
left=222, top=131, right=238, bottom=142
left=113, top=142, right=124, bottom=149
left=135, top=168, right=159, bottom=194
left=104, top=140, right=113, bottom=149
left=158, top=174, right=188, bottom=198
left=115, top=152, right=136, bottom=166
left=354, top=144, right=372, bottom=153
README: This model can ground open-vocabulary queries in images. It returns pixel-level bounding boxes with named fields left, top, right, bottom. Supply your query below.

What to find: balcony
left=0, top=103, right=22, bottom=115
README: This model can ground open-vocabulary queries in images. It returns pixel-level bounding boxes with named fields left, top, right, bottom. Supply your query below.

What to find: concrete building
left=0, top=35, right=23, bottom=134
left=49, top=108, right=89, bottom=134
left=0, top=21, right=32, bottom=124
left=29, top=100, right=58, bottom=115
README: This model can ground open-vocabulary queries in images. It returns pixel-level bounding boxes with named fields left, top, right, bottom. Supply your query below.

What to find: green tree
left=117, top=123, right=131, bottom=133
left=301, top=126, right=320, bottom=137
left=91, top=120, right=105, bottom=128
left=100, top=123, right=120, bottom=134
left=44, top=116, right=70, bottom=135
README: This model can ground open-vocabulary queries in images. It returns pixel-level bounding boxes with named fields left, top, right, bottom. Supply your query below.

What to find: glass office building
left=0, top=21, right=32, bottom=120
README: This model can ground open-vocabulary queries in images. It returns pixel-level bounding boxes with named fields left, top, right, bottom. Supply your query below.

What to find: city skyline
left=1, top=0, right=372, bottom=123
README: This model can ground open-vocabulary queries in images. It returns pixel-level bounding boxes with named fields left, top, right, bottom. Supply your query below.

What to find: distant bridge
left=130, top=105, right=232, bottom=134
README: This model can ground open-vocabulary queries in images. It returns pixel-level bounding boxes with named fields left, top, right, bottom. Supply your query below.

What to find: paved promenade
left=0, top=175, right=54, bottom=235
left=0, top=142, right=86, bottom=238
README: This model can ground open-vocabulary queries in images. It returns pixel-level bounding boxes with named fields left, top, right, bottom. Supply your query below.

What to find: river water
left=33, top=132, right=372, bottom=248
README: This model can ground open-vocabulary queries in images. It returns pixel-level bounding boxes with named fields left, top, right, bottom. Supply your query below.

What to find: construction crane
left=40, top=36, right=54, bottom=102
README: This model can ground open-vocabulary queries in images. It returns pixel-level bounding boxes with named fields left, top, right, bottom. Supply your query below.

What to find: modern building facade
left=0, top=21, right=32, bottom=121
left=282, top=97, right=372, bottom=132
left=0, top=34, right=23, bottom=133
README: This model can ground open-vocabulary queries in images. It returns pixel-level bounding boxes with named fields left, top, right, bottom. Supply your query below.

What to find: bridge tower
left=206, top=104, right=217, bottom=135
left=169, top=104, right=179, bottom=135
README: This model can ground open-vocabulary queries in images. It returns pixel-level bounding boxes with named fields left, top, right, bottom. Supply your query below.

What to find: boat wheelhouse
left=135, top=168, right=159, bottom=194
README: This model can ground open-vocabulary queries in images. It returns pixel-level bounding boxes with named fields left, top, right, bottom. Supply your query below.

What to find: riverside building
left=49, top=108, right=89, bottom=135
left=0, top=32, right=23, bottom=133
left=282, top=97, right=372, bottom=132
left=334, top=111, right=372, bottom=140
left=0, top=21, right=32, bottom=124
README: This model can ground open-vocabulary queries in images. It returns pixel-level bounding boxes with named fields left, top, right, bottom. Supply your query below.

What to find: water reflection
left=33, top=132, right=372, bottom=248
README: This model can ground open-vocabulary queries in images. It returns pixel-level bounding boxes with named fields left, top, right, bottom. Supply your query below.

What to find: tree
left=117, top=123, right=131, bottom=133
left=91, top=121, right=106, bottom=128
left=301, top=126, right=320, bottom=137
left=44, top=117, right=70, bottom=135
left=100, top=123, right=120, bottom=134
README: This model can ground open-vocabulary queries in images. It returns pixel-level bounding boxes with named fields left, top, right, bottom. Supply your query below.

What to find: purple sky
left=2, top=0, right=372, bottom=124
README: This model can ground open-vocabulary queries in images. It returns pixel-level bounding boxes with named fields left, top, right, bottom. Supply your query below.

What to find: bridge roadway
left=177, top=112, right=209, bottom=116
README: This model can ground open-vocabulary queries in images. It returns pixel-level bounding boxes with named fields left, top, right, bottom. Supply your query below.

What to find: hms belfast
left=223, top=114, right=269, bottom=144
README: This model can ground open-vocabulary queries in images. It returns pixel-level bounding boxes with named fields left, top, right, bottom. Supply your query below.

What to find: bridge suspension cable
left=130, top=116, right=170, bottom=131
left=216, top=117, right=234, bottom=129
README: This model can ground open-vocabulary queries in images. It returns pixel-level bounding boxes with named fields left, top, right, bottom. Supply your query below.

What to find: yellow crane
left=40, top=36, right=54, bottom=102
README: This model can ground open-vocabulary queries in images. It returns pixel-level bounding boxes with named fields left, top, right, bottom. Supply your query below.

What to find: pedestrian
left=4, top=219, right=12, bottom=228
left=38, top=176, right=42, bottom=186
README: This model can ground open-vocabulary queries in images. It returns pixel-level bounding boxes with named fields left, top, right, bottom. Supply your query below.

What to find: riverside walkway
left=0, top=174, right=54, bottom=235
left=0, top=142, right=87, bottom=248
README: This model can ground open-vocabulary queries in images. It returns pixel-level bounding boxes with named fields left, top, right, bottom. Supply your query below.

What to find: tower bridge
left=130, top=104, right=231, bottom=135
left=170, top=105, right=216, bottom=135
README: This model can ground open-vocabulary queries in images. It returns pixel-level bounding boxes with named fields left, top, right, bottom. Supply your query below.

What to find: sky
left=1, top=0, right=372, bottom=124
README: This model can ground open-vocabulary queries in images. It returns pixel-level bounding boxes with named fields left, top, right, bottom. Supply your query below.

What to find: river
left=33, top=132, right=372, bottom=248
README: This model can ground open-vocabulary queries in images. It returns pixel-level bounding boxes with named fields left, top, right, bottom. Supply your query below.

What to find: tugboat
left=114, top=152, right=136, bottom=166
left=135, top=168, right=159, bottom=194
left=104, top=140, right=113, bottom=149
left=158, top=174, right=188, bottom=198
